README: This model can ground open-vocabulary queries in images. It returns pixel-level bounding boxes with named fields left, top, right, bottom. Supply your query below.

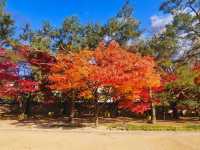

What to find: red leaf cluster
left=161, top=73, right=177, bottom=83
left=0, top=48, right=6, bottom=57
left=17, top=80, right=39, bottom=93
left=14, top=45, right=56, bottom=72
left=119, top=100, right=151, bottom=114
left=0, top=46, right=39, bottom=98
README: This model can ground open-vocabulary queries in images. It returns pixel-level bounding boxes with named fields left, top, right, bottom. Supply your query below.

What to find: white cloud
left=150, top=14, right=173, bottom=34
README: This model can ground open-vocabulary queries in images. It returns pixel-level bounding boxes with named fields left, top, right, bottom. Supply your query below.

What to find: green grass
left=108, top=124, right=200, bottom=131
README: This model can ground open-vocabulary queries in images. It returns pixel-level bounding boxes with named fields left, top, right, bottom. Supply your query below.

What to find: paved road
left=0, top=128, right=200, bottom=150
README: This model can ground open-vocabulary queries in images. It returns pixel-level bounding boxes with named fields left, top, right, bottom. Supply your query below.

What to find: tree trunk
left=163, top=103, right=166, bottom=120
left=150, top=88, right=156, bottom=124
left=25, top=97, right=31, bottom=118
left=63, top=100, right=70, bottom=116
left=69, top=90, right=76, bottom=124
left=111, top=102, right=118, bottom=118
left=171, top=102, right=179, bottom=119
left=173, top=108, right=178, bottom=119
left=151, top=102, right=156, bottom=124
left=68, top=99, right=75, bottom=124
left=95, top=100, right=99, bottom=127
left=17, top=96, right=23, bottom=113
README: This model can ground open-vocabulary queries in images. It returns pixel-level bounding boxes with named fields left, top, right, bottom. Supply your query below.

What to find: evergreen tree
left=0, top=0, right=15, bottom=46
left=105, top=0, right=140, bottom=45
left=160, top=0, right=200, bottom=61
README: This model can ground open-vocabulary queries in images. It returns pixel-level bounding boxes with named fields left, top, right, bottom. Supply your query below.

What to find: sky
left=6, top=0, right=171, bottom=35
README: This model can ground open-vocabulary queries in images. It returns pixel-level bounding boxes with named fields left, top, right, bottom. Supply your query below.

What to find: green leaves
left=0, top=9, right=14, bottom=42
left=160, top=0, right=200, bottom=61
left=175, top=65, right=198, bottom=87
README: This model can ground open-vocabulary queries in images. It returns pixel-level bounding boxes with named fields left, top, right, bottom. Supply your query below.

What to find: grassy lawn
left=108, top=123, right=200, bottom=131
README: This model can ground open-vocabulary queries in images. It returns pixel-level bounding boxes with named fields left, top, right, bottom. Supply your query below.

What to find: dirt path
left=0, top=127, right=200, bottom=150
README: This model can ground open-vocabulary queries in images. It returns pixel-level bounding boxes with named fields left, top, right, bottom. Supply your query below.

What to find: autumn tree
left=0, top=46, right=39, bottom=117
left=13, top=44, right=56, bottom=116
left=1, top=44, right=53, bottom=117
left=49, top=50, right=93, bottom=122
left=49, top=41, right=161, bottom=125
left=0, top=48, right=18, bottom=98
left=89, top=41, right=161, bottom=124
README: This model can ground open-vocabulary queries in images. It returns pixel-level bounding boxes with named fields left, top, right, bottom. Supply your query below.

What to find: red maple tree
left=90, top=41, right=161, bottom=114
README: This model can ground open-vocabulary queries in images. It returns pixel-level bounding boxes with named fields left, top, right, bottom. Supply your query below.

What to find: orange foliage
left=90, top=41, right=161, bottom=101
left=49, top=50, right=94, bottom=93
left=49, top=41, right=161, bottom=112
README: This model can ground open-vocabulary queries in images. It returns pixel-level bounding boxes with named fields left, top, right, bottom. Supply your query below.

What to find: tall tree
left=160, top=0, right=200, bottom=61
left=105, top=0, right=140, bottom=45
left=49, top=41, right=161, bottom=125
left=13, top=44, right=56, bottom=116
left=55, top=16, right=83, bottom=52
left=0, top=48, right=18, bottom=98
left=19, top=21, right=56, bottom=52
left=0, top=0, right=15, bottom=46
left=19, top=23, right=34, bottom=45
left=90, top=41, right=161, bottom=124
left=138, top=25, right=178, bottom=61
left=82, top=23, right=104, bottom=49
left=20, top=21, right=55, bottom=51
left=0, top=46, right=39, bottom=117
left=49, top=50, right=93, bottom=123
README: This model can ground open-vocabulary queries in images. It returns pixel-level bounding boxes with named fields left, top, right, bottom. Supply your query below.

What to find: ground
left=0, top=126, right=200, bottom=150
left=0, top=119, right=200, bottom=150
left=0, top=105, right=200, bottom=150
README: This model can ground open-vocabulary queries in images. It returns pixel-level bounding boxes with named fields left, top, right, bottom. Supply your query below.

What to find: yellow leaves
left=4, top=51, right=26, bottom=63
left=146, top=72, right=161, bottom=88
left=79, top=89, right=93, bottom=99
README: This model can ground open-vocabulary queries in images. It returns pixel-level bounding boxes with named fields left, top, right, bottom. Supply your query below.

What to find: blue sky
left=6, top=0, right=165, bottom=32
